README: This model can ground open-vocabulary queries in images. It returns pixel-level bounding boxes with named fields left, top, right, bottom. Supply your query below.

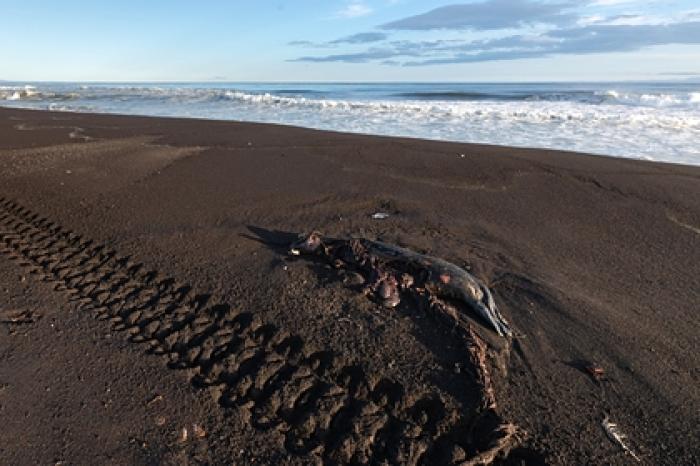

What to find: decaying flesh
left=288, top=233, right=505, bottom=402
left=289, top=232, right=512, bottom=337
left=289, top=232, right=522, bottom=463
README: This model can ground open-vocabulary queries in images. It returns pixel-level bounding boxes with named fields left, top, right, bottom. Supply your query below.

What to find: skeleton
left=289, top=232, right=523, bottom=462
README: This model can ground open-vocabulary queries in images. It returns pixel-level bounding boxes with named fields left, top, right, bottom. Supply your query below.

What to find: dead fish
left=289, top=232, right=511, bottom=337
left=361, top=239, right=511, bottom=337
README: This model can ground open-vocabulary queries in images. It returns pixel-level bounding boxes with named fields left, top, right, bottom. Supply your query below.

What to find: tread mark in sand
left=0, top=197, right=518, bottom=465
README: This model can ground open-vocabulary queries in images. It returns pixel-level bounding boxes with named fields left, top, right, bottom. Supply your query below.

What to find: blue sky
left=1, top=0, right=699, bottom=81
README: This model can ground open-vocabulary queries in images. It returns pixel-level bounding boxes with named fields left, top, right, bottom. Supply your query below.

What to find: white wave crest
left=598, top=89, right=700, bottom=107
left=2, top=84, right=699, bottom=166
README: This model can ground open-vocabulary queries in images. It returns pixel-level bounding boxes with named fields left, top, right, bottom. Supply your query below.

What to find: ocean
left=2, top=81, right=699, bottom=166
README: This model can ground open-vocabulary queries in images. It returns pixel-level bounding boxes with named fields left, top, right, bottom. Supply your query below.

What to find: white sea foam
left=2, top=83, right=699, bottom=166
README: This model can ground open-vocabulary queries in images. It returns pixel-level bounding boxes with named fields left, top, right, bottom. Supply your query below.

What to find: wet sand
left=0, top=107, right=698, bottom=465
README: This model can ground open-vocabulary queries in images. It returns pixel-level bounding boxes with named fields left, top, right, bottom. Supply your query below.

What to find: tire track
left=0, top=197, right=518, bottom=465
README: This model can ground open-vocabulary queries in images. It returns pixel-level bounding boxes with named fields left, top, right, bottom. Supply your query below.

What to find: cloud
left=289, top=32, right=387, bottom=48
left=288, top=40, right=317, bottom=47
left=336, top=2, right=373, bottom=19
left=290, top=47, right=407, bottom=63
left=658, top=71, right=700, bottom=76
left=413, top=21, right=700, bottom=64
left=591, top=0, right=638, bottom=5
left=292, top=21, right=700, bottom=65
left=330, top=32, right=388, bottom=44
left=381, top=0, right=582, bottom=31
left=682, top=10, right=700, bottom=21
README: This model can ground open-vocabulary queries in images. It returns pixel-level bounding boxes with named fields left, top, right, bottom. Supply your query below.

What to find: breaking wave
left=2, top=82, right=699, bottom=165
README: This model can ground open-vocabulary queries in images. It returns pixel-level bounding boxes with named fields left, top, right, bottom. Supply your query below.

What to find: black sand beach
left=0, top=107, right=698, bottom=465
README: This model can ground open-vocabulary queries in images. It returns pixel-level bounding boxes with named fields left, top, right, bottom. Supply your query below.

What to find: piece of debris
left=155, top=416, right=166, bottom=426
left=602, top=416, right=641, bottom=462
left=178, top=423, right=206, bottom=442
left=192, top=424, right=206, bottom=439
left=147, top=394, right=164, bottom=406
left=371, top=212, right=390, bottom=220
left=586, top=364, right=605, bottom=381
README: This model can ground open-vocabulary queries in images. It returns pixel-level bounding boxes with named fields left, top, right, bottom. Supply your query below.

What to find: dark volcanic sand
left=0, top=107, right=698, bottom=465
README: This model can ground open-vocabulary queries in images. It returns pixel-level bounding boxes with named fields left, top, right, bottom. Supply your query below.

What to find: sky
left=1, top=0, right=699, bottom=82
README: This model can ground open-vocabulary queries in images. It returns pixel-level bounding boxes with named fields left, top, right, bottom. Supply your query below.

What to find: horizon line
left=2, top=78, right=698, bottom=85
